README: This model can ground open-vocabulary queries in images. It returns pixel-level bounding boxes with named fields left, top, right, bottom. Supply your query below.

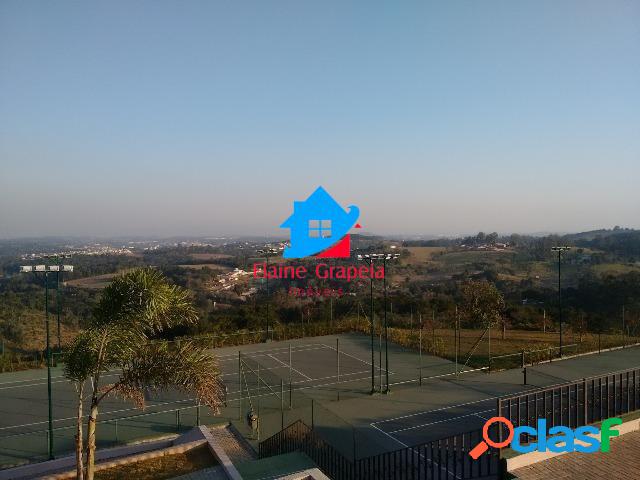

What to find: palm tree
left=64, top=269, right=223, bottom=480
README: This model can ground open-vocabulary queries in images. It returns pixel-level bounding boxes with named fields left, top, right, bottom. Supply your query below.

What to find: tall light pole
left=20, top=263, right=73, bottom=460
left=257, top=247, right=279, bottom=341
left=366, top=251, right=400, bottom=393
left=551, top=246, right=570, bottom=357
left=44, top=254, right=72, bottom=349
left=357, top=254, right=376, bottom=394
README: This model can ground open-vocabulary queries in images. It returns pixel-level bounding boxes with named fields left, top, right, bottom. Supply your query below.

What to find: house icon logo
left=280, top=187, right=361, bottom=259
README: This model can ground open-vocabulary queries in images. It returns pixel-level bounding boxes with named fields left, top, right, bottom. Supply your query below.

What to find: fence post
left=114, top=419, right=118, bottom=444
left=238, top=351, right=242, bottom=420
left=176, top=409, right=181, bottom=432
left=523, top=367, right=527, bottom=385
left=337, top=338, right=340, bottom=401
left=521, top=350, right=525, bottom=369
left=352, top=427, right=356, bottom=462
left=196, top=404, right=201, bottom=426
left=497, top=398, right=503, bottom=443
left=311, top=399, right=314, bottom=429
left=419, top=314, right=423, bottom=385
left=281, top=379, right=284, bottom=430
left=583, top=378, right=588, bottom=425
left=598, top=333, right=601, bottom=354
left=289, top=343, right=293, bottom=409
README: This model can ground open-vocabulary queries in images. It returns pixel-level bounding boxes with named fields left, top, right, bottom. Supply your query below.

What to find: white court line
left=0, top=372, right=122, bottom=391
left=0, top=346, right=326, bottom=390
left=0, top=397, right=197, bottom=432
left=227, top=368, right=396, bottom=401
left=220, top=365, right=286, bottom=378
left=215, top=344, right=326, bottom=361
left=1, top=370, right=388, bottom=436
left=371, top=381, right=548, bottom=426
left=387, top=408, right=496, bottom=435
left=321, top=343, right=394, bottom=373
left=371, top=397, right=496, bottom=426
left=475, top=411, right=492, bottom=422
left=1, top=367, right=390, bottom=434
left=370, top=423, right=460, bottom=479
left=267, top=354, right=312, bottom=380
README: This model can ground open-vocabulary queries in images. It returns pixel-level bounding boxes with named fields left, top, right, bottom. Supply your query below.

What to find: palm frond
left=107, top=341, right=224, bottom=413
left=92, top=268, right=198, bottom=333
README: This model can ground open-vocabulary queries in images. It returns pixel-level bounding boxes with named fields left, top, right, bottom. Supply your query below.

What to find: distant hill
left=563, top=227, right=638, bottom=242
left=566, top=228, right=640, bottom=258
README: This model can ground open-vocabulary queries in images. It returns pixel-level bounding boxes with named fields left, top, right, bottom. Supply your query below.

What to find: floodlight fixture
left=256, top=247, right=279, bottom=340
left=551, top=246, right=571, bottom=357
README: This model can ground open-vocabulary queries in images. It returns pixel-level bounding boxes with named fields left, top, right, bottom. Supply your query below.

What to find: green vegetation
left=64, top=269, right=225, bottom=480
left=0, top=228, right=639, bottom=367
left=94, top=444, right=217, bottom=480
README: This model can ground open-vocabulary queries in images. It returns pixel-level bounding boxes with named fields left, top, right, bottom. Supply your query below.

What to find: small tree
left=64, top=269, right=223, bottom=480
left=459, top=280, right=506, bottom=361
left=459, top=280, right=505, bottom=330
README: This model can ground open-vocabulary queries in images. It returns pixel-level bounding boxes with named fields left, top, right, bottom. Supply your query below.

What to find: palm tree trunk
left=75, top=385, right=84, bottom=480
left=85, top=400, right=99, bottom=480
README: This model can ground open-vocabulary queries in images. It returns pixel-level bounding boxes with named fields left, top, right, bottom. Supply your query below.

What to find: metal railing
left=0, top=401, right=237, bottom=468
left=259, top=420, right=501, bottom=480
left=354, top=427, right=500, bottom=480
left=497, top=366, right=640, bottom=442
left=260, top=420, right=354, bottom=480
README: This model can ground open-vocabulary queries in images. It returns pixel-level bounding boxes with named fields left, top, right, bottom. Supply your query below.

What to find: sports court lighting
left=551, top=246, right=571, bottom=357
left=357, top=254, right=377, bottom=394
left=257, top=247, right=279, bottom=341
left=358, top=251, right=400, bottom=393
left=19, top=262, right=73, bottom=460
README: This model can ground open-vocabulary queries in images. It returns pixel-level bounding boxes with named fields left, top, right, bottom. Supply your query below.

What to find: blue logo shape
left=280, top=187, right=360, bottom=258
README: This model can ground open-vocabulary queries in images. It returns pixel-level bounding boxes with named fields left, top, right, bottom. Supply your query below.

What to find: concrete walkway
left=171, top=425, right=255, bottom=480
left=171, top=465, right=228, bottom=480
left=512, top=429, right=640, bottom=479
left=207, top=424, right=257, bottom=464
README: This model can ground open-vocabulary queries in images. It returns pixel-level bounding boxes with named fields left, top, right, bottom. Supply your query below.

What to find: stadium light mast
left=357, top=254, right=377, bottom=394
left=257, top=247, right=279, bottom=341
left=551, top=246, right=570, bottom=357
left=20, top=263, right=74, bottom=460
left=367, top=250, right=400, bottom=393
left=44, top=254, right=72, bottom=349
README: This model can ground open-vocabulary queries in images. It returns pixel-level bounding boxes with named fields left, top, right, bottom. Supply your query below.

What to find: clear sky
left=1, top=1, right=639, bottom=238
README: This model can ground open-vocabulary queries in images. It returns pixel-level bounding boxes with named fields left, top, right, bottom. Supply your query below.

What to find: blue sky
left=1, top=1, right=638, bottom=238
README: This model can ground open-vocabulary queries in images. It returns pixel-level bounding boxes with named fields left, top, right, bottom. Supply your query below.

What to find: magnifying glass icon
left=469, top=417, right=514, bottom=459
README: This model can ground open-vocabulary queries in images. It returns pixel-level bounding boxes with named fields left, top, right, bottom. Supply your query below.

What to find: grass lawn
left=592, top=263, right=640, bottom=276
left=404, top=247, right=447, bottom=264
left=178, top=263, right=230, bottom=271
left=94, top=445, right=217, bottom=480
left=381, top=325, right=634, bottom=370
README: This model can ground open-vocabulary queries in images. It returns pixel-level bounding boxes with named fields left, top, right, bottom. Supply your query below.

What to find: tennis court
left=1, top=332, right=640, bottom=468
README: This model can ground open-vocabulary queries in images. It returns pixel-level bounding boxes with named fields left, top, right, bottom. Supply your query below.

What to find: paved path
left=207, top=424, right=256, bottom=464
left=512, top=429, right=640, bottom=479
left=171, top=425, right=255, bottom=480
left=171, top=465, right=227, bottom=480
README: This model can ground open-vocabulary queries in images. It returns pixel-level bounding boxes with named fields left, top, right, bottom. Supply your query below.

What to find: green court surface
left=1, top=332, right=639, bottom=468
left=235, top=451, right=317, bottom=479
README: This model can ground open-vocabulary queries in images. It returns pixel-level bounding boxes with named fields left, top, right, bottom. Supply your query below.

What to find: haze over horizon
left=1, top=1, right=639, bottom=239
